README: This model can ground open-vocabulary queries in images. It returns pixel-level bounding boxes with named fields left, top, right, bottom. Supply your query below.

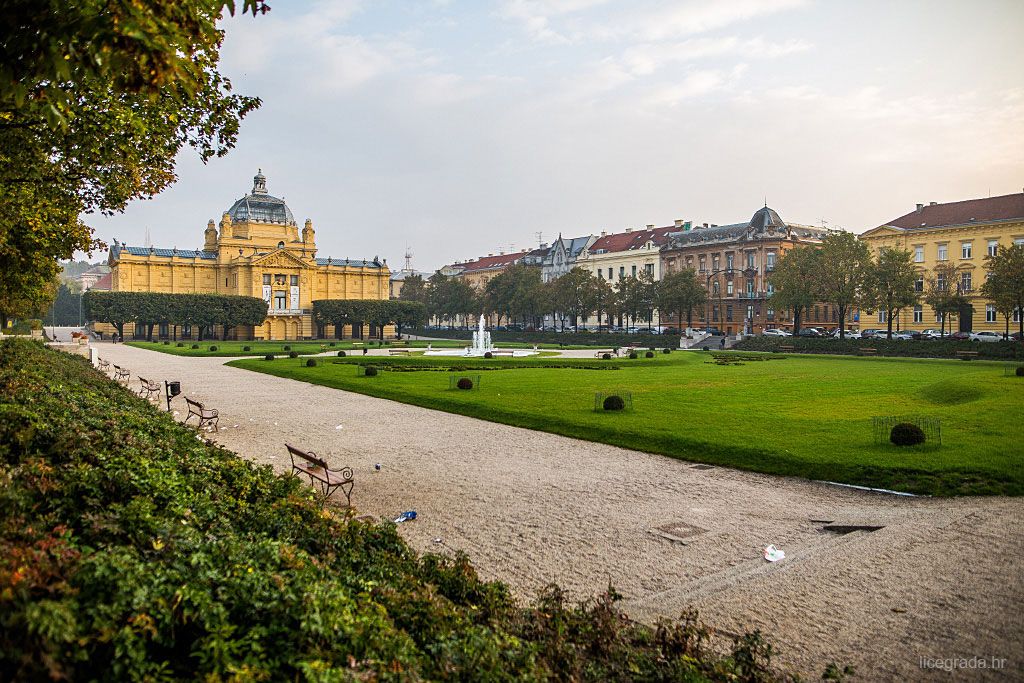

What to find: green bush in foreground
left=645, top=351, right=655, bottom=358
left=191, top=343, right=199, bottom=349
left=457, top=377, right=474, bottom=390
left=264, top=353, right=275, bottom=360
left=289, top=351, right=298, bottom=358
left=243, top=345, right=251, bottom=351
left=1016, top=366, right=1024, bottom=377
left=628, top=351, right=638, bottom=359
left=364, top=365, right=378, bottom=377
left=0, top=340, right=826, bottom=681
left=603, top=394, right=625, bottom=411
left=337, top=350, right=347, bottom=357
left=306, top=358, right=317, bottom=367
left=890, top=422, right=926, bottom=446
left=209, top=345, right=218, bottom=352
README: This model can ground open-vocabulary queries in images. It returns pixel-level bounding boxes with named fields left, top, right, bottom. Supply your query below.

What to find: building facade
left=539, top=234, right=596, bottom=283
left=101, top=170, right=390, bottom=340
left=660, top=207, right=829, bottom=335
left=859, top=192, right=1024, bottom=333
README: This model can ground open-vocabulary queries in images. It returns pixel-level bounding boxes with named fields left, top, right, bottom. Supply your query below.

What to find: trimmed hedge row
left=413, top=327, right=672, bottom=348
left=0, top=339, right=807, bottom=681
left=735, top=336, right=1024, bottom=360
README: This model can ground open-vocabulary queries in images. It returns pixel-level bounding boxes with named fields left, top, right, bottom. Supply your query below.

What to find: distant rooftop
left=882, top=192, right=1024, bottom=231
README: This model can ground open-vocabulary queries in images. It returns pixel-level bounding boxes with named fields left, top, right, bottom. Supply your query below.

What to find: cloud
left=620, top=35, right=812, bottom=76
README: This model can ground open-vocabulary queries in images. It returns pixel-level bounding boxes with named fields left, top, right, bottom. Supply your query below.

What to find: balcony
left=267, top=308, right=306, bottom=316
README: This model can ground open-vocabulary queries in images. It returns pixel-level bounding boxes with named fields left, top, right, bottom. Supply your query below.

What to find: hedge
left=412, top=327, right=672, bottom=348
left=735, top=336, right=1024, bottom=360
left=0, top=339, right=810, bottom=681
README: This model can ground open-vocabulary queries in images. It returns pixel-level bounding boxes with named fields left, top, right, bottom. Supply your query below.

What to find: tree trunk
left=886, top=306, right=894, bottom=339
left=793, top=307, right=802, bottom=335
left=838, top=305, right=846, bottom=339
left=146, top=323, right=154, bottom=342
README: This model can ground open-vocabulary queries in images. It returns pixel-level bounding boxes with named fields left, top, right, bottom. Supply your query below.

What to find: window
left=159, top=323, right=168, bottom=337
left=608, top=267, right=613, bottom=280
left=712, top=281, right=720, bottom=295
left=767, top=282, right=774, bottom=295
left=644, top=263, right=653, bottom=276
left=726, top=305, right=733, bottom=322
left=597, top=269, right=604, bottom=280
left=914, top=305, right=923, bottom=323
left=1015, top=307, right=1022, bottom=323
left=747, top=305, right=754, bottom=322
left=726, top=253, right=734, bottom=270
left=961, top=242, right=972, bottom=259
left=263, top=274, right=271, bottom=285
left=960, top=271, right=972, bottom=292
left=631, top=265, right=637, bottom=277
left=937, top=243, right=948, bottom=261
left=1015, top=238, right=1024, bottom=247
left=915, top=275, right=924, bottom=292
left=619, top=266, right=625, bottom=278
left=274, top=291, right=286, bottom=309
left=746, top=252, right=755, bottom=268
left=766, top=252, right=776, bottom=270
left=937, top=273, right=946, bottom=290
left=699, top=256, right=706, bottom=272
left=712, top=255, right=720, bottom=271
left=913, top=245, right=924, bottom=263
left=183, top=324, right=192, bottom=337
left=726, top=280, right=734, bottom=295
left=712, top=305, right=719, bottom=322
left=746, top=280, right=754, bottom=296
left=814, top=306, right=820, bottom=322
left=988, top=240, right=999, bottom=257
left=278, top=241, right=285, bottom=249
left=878, top=310, right=887, bottom=323
left=935, top=311, right=943, bottom=323
left=986, top=305, right=997, bottom=323
left=767, top=307, right=775, bottom=321
left=290, top=275, right=299, bottom=286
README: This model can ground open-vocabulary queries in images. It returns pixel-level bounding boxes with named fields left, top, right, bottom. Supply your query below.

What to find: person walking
left=719, top=337, right=726, bottom=350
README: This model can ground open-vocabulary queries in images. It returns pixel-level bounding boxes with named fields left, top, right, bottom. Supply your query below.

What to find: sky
left=86, top=0, right=1024, bottom=272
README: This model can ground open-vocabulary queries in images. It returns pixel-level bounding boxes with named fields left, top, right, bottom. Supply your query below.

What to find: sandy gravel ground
left=94, top=343, right=1024, bottom=681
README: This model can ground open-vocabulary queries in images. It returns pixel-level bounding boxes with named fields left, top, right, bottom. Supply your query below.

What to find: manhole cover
left=653, top=521, right=708, bottom=543
left=691, top=464, right=715, bottom=471
left=822, top=524, right=884, bottom=534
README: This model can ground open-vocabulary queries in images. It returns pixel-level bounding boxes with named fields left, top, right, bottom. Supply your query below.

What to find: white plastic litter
left=763, top=545, right=785, bottom=562
left=336, top=425, right=343, bottom=430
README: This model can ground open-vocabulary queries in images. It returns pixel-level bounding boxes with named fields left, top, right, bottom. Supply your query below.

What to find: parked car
left=859, top=328, right=880, bottom=338
left=660, top=326, right=680, bottom=335
left=704, top=327, right=723, bottom=336
left=762, top=328, right=792, bottom=337
left=796, top=328, right=823, bottom=337
left=891, top=331, right=915, bottom=340
left=828, top=328, right=857, bottom=338
left=917, top=328, right=943, bottom=339
left=970, top=331, right=1002, bottom=343
left=1012, top=332, right=1023, bottom=342
left=950, top=331, right=971, bottom=341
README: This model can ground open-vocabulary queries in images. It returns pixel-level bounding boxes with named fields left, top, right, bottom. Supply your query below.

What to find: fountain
left=422, top=314, right=538, bottom=357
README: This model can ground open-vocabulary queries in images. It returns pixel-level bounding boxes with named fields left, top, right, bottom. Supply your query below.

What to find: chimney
left=674, top=219, right=684, bottom=227
left=624, top=227, right=632, bottom=233
left=929, top=201, right=937, bottom=206
left=703, top=223, right=709, bottom=228
left=646, top=224, right=654, bottom=229
left=488, top=253, right=493, bottom=257
left=916, top=203, right=924, bottom=212
left=600, top=230, right=607, bottom=238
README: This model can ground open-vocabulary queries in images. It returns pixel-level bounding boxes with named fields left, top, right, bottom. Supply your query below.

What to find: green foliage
left=418, top=327, right=672, bottom=348
left=456, top=377, right=474, bottom=390
left=163, top=340, right=169, bottom=345
left=981, top=244, right=1024, bottom=338
left=484, top=351, right=493, bottom=359
left=923, top=262, right=968, bottom=337
left=243, top=345, right=251, bottom=351
left=191, top=344, right=199, bottom=349
left=208, top=345, right=217, bottom=351
left=814, top=232, right=872, bottom=338
left=288, top=351, right=298, bottom=358
left=176, top=342, right=184, bottom=347
left=364, top=366, right=378, bottom=377
left=628, top=351, right=638, bottom=359
left=656, top=268, right=707, bottom=330
left=83, top=291, right=267, bottom=340
left=263, top=354, right=274, bottom=360
left=890, top=422, right=926, bottom=446
left=312, top=299, right=427, bottom=338
left=735, top=336, right=1023, bottom=360
left=602, top=353, right=612, bottom=360
left=645, top=351, right=655, bottom=358
left=426, top=273, right=479, bottom=327
left=43, top=282, right=83, bottom=326
left=337, top=350, right=346, bottom=357
left=1016, top=367, right=1024, bottom=377
left=603, top=395, right=625, bottom=411
left=305, top=358, right=317, bottom=367
left=861, top=247, right=919, bottom=340
left=663, top=348, right=672, bottom=354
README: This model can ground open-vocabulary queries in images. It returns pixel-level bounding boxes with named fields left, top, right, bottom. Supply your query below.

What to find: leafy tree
left=398, top=274, right=429, bottom=306
left=614, top=276, right=645, bottom=330
left=1, top=1, right=265, bottom=335
left=551, top=268, right=598, bottom=332
left=393, top=301, right=428, bottom=338
left=45, top=282, right=84, bottom=327
left=862, top=247, right=919, bottom=339
left=484, top=265, right=543, bottom=328
left=769, top=247, right=819, bottom=334
left=656, top=268, right=707, bottom=331
left=591, top=277, right=614, bottom=331
left=813, top=232, right=871, bottom=339
left=0, top=273, right=58, bottom=329
left=923, top=263, right=967, bottom=337
left=981, top=244, right=1024, bottom=339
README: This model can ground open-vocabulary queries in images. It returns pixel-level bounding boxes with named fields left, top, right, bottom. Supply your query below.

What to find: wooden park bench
left=489, top=349, right=515, bottom=356
left=184, top=396, right=219, bottom=431
left=112, top=365, right=130, bottom=384
left=390, top=340, right=409, bottom=347
left=858, top=348, right=877, bottom=356
left=955, top=350, right=979, bottom=360
left=594, top=349, right=615, bottom=358
left=286, top=443, right=354, bottom=507
left=97, top=359, right=111, bottom=373
left=137, top=377, right=161, bottom=401
left=388, top=348, right=413, bottom=355
left=778, top=345, right=795, bottom=353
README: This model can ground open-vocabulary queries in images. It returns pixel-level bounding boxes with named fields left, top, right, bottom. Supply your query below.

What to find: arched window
left=278, top=241, right=285, bottom=249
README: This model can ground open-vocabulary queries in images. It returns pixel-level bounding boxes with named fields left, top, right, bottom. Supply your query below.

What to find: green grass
left=128, top=339, right=617, bottom=356
left=228, top=351, right=1024, bottom=496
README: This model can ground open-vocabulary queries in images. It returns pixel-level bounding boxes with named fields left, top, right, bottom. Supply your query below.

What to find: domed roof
left=749, top=206, right=785, bottom=232
left=226, top=169, right=296, bottom=226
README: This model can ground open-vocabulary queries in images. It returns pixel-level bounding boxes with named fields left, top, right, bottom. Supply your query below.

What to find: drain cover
left=691, top=464, right=715, bottom=471
left=822, top=524, right=884, bottom=534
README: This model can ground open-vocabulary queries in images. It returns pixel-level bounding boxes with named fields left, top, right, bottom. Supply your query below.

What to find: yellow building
left=860, top=192, right=1024, bottom=332
left=104, top=170, right=390, bottom=340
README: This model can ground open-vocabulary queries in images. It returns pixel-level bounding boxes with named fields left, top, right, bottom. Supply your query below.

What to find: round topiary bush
left=163, top=341, right=169, bottom=345
left=702, top=346, right=710, bottom=351
left=603, top=394, right=625, bottom=411
left=1016, top=366, right=1024, bottom=377
left=264, top=354, right=275, bottom=361
left=209, top=345, right=218, bottom=351
left=191, top=344, right=199, bottom=349
left=602, top=353, right=612, bottom=360
left=364, top=366, right=378, bottom=377
left=243, top=345, right=251, bottom=351
left=306, top=358, right=317, bottom=367
left=628, top=351, right=638, bottom=359
left=283, top=345, right=291, bottom=351
left=484, top=351, right=493, bottom=359
left=289, top=351, right=298, bottom=358
left=645, top=351, right=654, bottom=358
left=456, top=377, right=474, bottom=390
left=338, top=350, right=346, bottom=357
left=663, top=348, right=672, bottom=354
left=176, top=342, right=184, bottom=347
left=329, top=342, right=336, bottom=346
left=890, top=422, right=926, bottom=447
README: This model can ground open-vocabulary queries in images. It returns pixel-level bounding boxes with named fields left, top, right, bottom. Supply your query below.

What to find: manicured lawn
left=229, top=351, right=1024, bottom=496
left=128, top=339, right=611, bottom=356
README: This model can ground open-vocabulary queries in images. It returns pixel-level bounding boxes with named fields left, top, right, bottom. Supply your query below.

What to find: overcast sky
left=87, top=0, right=1024, bottom=272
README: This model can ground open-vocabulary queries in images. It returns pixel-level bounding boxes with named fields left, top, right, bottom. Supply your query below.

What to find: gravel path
left=96, top=343, right=1023, bottom=681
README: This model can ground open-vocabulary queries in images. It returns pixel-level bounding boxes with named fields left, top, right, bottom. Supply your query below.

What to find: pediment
left=250, top=249, right=310, bottom=269
left=859, top=225, right=905, bottom=239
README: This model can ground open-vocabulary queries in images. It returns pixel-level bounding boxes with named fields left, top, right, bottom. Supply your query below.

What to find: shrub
left=603, top=394, right=625, bottom=411
left=645, top=351, right=654, bottom=358
left=176, top=342, right=184, bottom=347
left=663, top=348, right=672, bottom=354
left=329, top=342, right=336, bottom=346
left=484, top=351, right=493, bottom=359
left=264, top=354, right=275, bottom=360
left=163, top=340, right=170, bottom=345
left=890, top=422, right=926, bottom=446
left=243, top=345, right=251, bottom=351
left=364, top=366, right=378, bottom=377
left=628, top=351, right=638, bottom=359
left=1017, top=366, right=1024, bottom=377
left=337, top=350, right=346, bottom=356
left=209, top=345, right=218, bottom=351
left=602, top=353, right=612, bottom=360
left=283, top=345, right=291, bottom=351
left=289, top=351, right=298, bottom=358
left=191, top=343, right=199, bottom=349
left=457, top=377, right=474, bottom=390
left=306, top=358, right=317, bottom=367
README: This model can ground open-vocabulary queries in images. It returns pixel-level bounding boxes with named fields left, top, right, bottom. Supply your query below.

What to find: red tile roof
left=885, top=192, right=1024, bottom=230
left=89, top=272, right=112, bottom=290
left=455, top=252, right=525, bottom=273
left=588, top=226, right=678, bottom=254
